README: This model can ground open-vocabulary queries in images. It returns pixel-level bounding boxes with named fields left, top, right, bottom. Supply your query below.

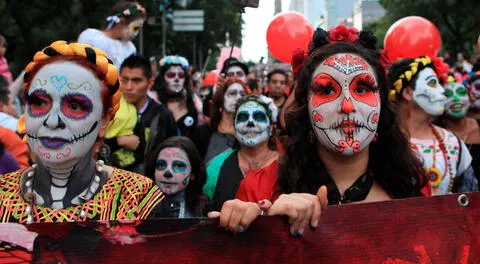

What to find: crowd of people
left=0, top=1, right=479, bottom=237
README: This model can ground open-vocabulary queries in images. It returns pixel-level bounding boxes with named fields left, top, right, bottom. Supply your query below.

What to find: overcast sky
left=241, top=0, right=291, bottom=63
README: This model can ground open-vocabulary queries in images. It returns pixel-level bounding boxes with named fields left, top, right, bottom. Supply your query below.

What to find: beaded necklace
left=427, top=125, right=454, bottom=194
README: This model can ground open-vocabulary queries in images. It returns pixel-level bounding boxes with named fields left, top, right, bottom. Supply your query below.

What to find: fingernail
left=298, top=228, right=305, bottom=235
left=237, top=225, right=245, bottom=233
left=258, top=200, right=265, bottom=205
left=312, top=220, right=319, bottom=228
left=291, top=231, right=302, bottom=238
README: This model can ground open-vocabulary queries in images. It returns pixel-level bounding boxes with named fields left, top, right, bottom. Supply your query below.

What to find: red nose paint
left=341, top=98, right=355, bottom=113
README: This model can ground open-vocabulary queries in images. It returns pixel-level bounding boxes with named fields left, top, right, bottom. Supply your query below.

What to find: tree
left=365, top=0, right=480, bottom=59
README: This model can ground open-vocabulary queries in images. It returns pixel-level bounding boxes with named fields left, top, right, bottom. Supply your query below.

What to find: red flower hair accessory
left=431, top=56, right=450, bottom=84
left=379, top=49, right=392, bottom=70
left=328, top=25, right=359, bottom=43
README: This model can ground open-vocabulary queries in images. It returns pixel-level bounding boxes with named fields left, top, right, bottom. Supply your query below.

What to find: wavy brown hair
left=277, top=40, right=425, bottom=199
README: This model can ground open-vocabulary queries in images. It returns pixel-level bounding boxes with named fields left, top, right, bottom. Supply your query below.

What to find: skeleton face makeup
left=155, top=147, right=191, bottom=195
left=223, top=83, right=246, bottom=113
left=164, top=66, right=186, bottom=93
left=226, top=66, right=247, bottom=82
left=469, top=79, right=480, bottom=110
left=25, top=62, right=103, bottom=168
left=412, top=67, right=446, bottom=116
left=308, top=53, right=380, bottom=155
left=235, top=101, right=270, bottom=147
left=122, top=19, right=144, bottom=41
left=444, top=82, right=470, bottom=118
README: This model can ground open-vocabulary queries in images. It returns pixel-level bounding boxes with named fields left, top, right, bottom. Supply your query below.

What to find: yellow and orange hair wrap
left=18, top=40, right=121, bottom=137
left=388, top=56, right=433, bottom=101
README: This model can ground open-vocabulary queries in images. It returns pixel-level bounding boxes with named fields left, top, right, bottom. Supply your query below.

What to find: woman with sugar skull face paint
left=388, top=56, right=477, bottom=195
left=192, top=78, right=251, bottom=163
left=152, top=55, right=200, bottom=139
left=78, top=1, right=146, bottom=70
left=466, top=71, right=480, bottom=119
left=145, top=137, right=206, bottom=218
left=203, top=95, right=279, bottom=212
left=209, top=26, right=426, bottom=235
left=0, top=41, right=164, bottom=223
left=438, top=74, right=480, bottom=183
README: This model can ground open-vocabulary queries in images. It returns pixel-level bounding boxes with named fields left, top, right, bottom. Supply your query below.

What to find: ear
left=402, top=87, right=414, bottom=101
left=189, top=173, right=195, bottom=181
left=148, top=77, right=155, bottom=89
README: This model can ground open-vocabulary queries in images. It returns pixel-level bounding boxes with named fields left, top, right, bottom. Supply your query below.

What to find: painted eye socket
left=427, top=79, right=438, bottom=87
left=457, top=87, right=468, bottom=96
left=445, top=89, right=454, bottom=98
left=172, top=161, right=187, bottom=173
left=474, top=82, right=480, bottom=91
left=354, top=86, right=370, bottom=95
left=156, top=159, right=167, bottom=171
left=236, top=112, right=249, bottom=122
left=61, top=94, right=93, bottom=120
left=27, top=90, right=52, bottom=117
left=165, top=72, right=185, bottom=79
left=253, top=111, right=267, bottom=122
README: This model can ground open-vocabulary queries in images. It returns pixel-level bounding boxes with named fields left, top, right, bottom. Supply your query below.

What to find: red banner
left=1, top=192, right=479, bottom=263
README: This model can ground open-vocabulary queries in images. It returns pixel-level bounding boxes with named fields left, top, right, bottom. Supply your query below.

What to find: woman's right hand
left=262, top=186, right=328, bottom=236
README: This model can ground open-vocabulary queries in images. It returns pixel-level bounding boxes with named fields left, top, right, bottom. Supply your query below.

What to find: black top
left=211, top=152, right=243, bottom=211
left=466, top=144, right=480, bottom=183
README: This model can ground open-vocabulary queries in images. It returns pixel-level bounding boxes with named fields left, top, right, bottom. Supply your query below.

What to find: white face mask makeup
left=25, top=61, right=103, bottom=168
left=235, top=101, right=270, bottom=147
left=444, top=82, right=470, bottom=118
left=154, top=147, right=191, bottom=195
left=308, top=53, right=380, bottom=155
left=164, top=66, right=186, bottom=93
left=226, top=66, right=247, bottom=82
left=223, top=83, right=246, bottom=113
left=122, top=19, right=144, bottom=41
left=469, top=79, right=480, bottom=110
left=412, top=67, right=446, bottom=116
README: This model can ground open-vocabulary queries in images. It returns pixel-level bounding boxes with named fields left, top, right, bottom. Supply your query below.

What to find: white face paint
left=412, top=67, right=446, bottom=116
left=469, top=79, right=480, bottom=110
left=25, top=62, right=103, bottom=168
left=308, top=53, right=380, bottom=155
left=164, top=66, right=186, bottom=93
left=154, top=147, right=191, bottom=195
left=122, top=19, right=145, bottom=41
left=223, top=83, right=246, bottom=113
left=444, top=82, right=470, bottom=118
left=226, top=66, right=247, bottom=82
left=235, top=101, right=270, bottom=147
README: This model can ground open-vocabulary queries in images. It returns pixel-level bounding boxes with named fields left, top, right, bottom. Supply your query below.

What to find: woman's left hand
left=208, top=199, right=262, bottom=233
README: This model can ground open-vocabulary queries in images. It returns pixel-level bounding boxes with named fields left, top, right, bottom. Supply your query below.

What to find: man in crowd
left=265, top=69, right=288, bottom=121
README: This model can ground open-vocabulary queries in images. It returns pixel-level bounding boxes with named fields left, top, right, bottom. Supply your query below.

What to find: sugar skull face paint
left=25, top=61, right=103, bottom=168
left=412, top=67, right=446, bottom=116
left=444, top=82, right=470, bottom=118
left=164, top=66, right=186, bottom=93
left=224, top=83, right=246, bottom=113
left=235, top=101, right=270, bottom=147
left=226, top=66, right=246, bottom=82
left=469, top=79, right=480, bottom=110
left=122, top=19, right=145, bottom=41
left=308, top=53, right=380, bottom=155
left=155, top=147, right=191, bottom=195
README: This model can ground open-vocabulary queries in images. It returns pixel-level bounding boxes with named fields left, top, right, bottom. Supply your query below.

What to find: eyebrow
left=425, top=75, right=437, bottom=81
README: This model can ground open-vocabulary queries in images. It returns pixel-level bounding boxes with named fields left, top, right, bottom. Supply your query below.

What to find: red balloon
left=267, top=12, right=313, bottom=63
left=384, top=16, right=442, bottom=62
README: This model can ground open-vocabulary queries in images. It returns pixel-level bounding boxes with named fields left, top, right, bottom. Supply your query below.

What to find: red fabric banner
left=1, top=192, right=479, bottom=263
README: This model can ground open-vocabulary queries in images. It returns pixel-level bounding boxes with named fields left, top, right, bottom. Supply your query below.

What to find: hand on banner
left=264, top=186, right=328, bottom=236
left=208, top=200, right=262, bottom=234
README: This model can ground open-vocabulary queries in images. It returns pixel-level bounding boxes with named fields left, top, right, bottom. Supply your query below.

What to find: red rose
left=328, top=25, right=359, bottom=43
left=291, top=47, right=308, bottom=77
left=431, top=56, right=450, bottom=83
left=379, top=49, right=392, bottom=70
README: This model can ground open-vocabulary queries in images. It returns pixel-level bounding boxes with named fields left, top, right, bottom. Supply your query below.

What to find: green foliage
left=0, top=0, right=242, bottom=77
left=365, top=0, right=480, bottom=57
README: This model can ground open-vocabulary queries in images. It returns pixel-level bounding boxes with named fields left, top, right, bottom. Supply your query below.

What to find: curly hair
left=144, top=136, right=206, bottom=214
left=277, top=38, right=425, bottom=198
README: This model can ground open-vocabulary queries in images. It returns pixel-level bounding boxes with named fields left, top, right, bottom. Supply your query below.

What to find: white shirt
left=0, top=112, right=18, bottom=132
left=78, top=28, right=136, bottom=69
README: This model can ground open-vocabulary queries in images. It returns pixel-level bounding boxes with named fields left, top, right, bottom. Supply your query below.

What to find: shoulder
left=0, top=169, right=24, bottom=189
left=109, top=168, right=156, bottom=191
left=78, top=28, right=103, bottom=42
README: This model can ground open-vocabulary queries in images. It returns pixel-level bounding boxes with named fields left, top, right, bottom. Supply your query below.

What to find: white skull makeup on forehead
left=164, top=65, right=186, bottom=93
left=123, top=18, right=145, bottom=41
left=412, top=67, right=446, bottom=116
left=235, top=101, right=271, bottom=147
left=308, top=53, right=380, bottom=155
left=469, top=79, right=480, bottom=110
left=155, top=147, right=191, bottom=195
left=25, top=61, right=103, bottom=168
left=224, top=83, right=246, bottom=113
left=444, top=82, right=470, bottom=118
left=226, top=66, right=247, bottom=82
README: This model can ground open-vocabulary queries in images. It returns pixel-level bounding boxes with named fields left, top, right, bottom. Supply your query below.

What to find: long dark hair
left=145, top=136, right=206, bottom=213
left=154, top=64, right=198, bottom=123
left=277, top=37, right=425, bottom=198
